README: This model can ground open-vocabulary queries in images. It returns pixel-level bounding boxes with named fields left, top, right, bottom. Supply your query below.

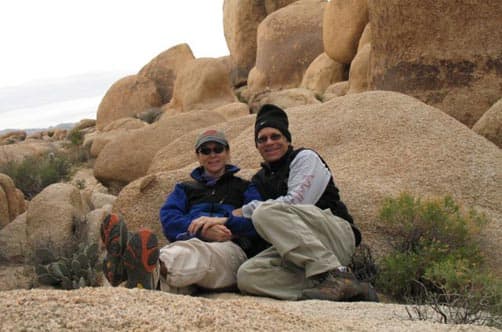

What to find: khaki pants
left=158, top=238, right=247, bottom=294
left=237, top=202, right=355, bottom=300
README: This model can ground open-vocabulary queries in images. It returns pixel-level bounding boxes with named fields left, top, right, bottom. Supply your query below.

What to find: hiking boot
left=123, top=229, right=160, bottom=290
left=100, top=213, right=128, bottom=286
left=302, top=269, right=379, bottom=302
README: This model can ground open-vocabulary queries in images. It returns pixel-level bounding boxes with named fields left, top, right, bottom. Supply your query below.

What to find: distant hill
left=0, top=122, right=75, bottom=136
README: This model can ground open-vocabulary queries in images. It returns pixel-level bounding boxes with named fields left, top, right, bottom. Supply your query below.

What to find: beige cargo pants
left=237, top=201, right=356, bottom=300
left=158, top=238, right=247, bottom=294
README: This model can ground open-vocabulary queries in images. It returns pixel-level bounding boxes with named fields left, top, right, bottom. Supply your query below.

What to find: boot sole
left=123, top=229, right=159, bottom=289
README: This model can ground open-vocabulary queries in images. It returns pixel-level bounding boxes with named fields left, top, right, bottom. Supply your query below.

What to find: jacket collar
left=190, top=164, right=240, bottom=184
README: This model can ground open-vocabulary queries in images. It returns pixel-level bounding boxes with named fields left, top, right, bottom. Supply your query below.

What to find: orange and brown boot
left=123, top=228, right=160, bottom=290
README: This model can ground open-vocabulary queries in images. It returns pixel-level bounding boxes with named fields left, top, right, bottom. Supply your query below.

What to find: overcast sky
left=0, top=0, right=228, bottom=131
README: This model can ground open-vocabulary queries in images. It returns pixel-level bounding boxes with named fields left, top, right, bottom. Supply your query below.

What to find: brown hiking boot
left=302, top=269, right=379, bottom=302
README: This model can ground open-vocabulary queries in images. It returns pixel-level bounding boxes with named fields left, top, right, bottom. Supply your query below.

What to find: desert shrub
left=64, top=128, right=91, bottom=164
left=375, top=193, right=500, bottom=326
left=349, top=243, right=378, bottom=284
left=0, top=153, right=72, bottom=199
left=67, top=128, right=84, bottom=146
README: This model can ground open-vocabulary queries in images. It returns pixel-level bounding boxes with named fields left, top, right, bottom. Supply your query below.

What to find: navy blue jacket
left=159, top=165, right=266, bottom=256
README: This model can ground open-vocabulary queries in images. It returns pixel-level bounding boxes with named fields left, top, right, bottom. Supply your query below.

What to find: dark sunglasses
left=197, top=144, right=226, bottom=155
left=256, top=133, right=283, bottom=144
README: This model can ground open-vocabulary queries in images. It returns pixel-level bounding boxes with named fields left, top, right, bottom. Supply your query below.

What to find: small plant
left=75, top=179, right=86, bottom=190
left=35, top=242, right=102, bottom=290
left=375, top=193, right=500, bottom=327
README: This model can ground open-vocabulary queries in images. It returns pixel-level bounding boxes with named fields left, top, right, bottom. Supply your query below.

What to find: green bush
left=67, top=128, right=84, bottom=146
left=376, top=193, right=500, bottom=326
left=0, top=153, right=72, bottom=199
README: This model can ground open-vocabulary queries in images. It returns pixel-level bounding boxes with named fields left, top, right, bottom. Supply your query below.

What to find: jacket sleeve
left=159, top=184, right=192, bottom=242
left=224, top=182, right=262, bottom=237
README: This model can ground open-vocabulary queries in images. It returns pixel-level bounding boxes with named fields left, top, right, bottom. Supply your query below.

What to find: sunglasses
left=256, top=133, right=283, bottom=144
left=197, top=144, right=226, bottom=155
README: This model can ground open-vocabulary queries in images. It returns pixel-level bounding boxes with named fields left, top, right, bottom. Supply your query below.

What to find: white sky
left=0, top=0, right=228, bottom=88
left=0, top=0, right=229, bottom=130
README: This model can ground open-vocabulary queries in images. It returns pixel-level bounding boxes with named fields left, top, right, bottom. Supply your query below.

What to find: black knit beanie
left=254, top=104, right=292, bottom=143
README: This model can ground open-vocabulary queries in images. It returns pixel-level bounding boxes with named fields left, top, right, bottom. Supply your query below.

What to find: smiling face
left=196, top=142, right=230, bottom=178
left=256, top=127, right=290, bottom=163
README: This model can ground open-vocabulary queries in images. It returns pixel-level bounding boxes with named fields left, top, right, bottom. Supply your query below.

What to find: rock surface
left=96, top=75, right=163, bottom=131
left=0, top=287, right=497, bottom=331
left=323, top=0, right=369, bottom=64
left=223, top=0, right=297, bottom=86
left=138, top=43, right=195, bottom=104
left=368, top=0, right=502, bottom=127
left=165, top=58, right=237, bottom=114
left=248, top=0, right=325, bottom=96
left=300, top=52, right=346, bottom=96
left=473, top=98, right=502, bottom=148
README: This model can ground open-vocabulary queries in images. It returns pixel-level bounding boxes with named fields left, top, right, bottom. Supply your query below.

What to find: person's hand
left=188, top=216, right=228, bottom=235
left=232, top=208, right=243, bottom=216
left=202, top=224, right=232, bottom=242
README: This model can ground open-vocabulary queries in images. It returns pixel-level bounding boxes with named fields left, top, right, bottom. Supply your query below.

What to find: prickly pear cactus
left=35, top=242, right=102, bottom=290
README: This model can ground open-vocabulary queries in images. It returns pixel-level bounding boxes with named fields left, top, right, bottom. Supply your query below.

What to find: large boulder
left=228, top=91, right=502, bottom=276
left=472, top=98, right=502, bottom=148
left=300, top=52, right=346, bottom=96
left=0, top=173, right=25, bottom=228
left=223, top=0, right=297, bottom=86
left=368, top=0, right=502, bottom=127
left=96, top=75, right=163, bottom=130
left=248, top=0, right=326, bottom=96
left=164, top=58, right=237, bottom=114
left=26, top=183, right=90, bottom=260
left=323, top=0, right=369, bottom=64
left=93, top=110, right=226, bottom=186
left=138, top=43, right=195, bottom=104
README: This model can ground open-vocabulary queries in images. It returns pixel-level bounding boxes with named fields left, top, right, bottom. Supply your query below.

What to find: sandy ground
left=0, top=287, right=498, bottom=331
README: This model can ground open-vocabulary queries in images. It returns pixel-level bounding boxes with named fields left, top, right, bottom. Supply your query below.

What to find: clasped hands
left=187, top=208, right=243, bottom=242
left=188, top=216, right=230, bottom=242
